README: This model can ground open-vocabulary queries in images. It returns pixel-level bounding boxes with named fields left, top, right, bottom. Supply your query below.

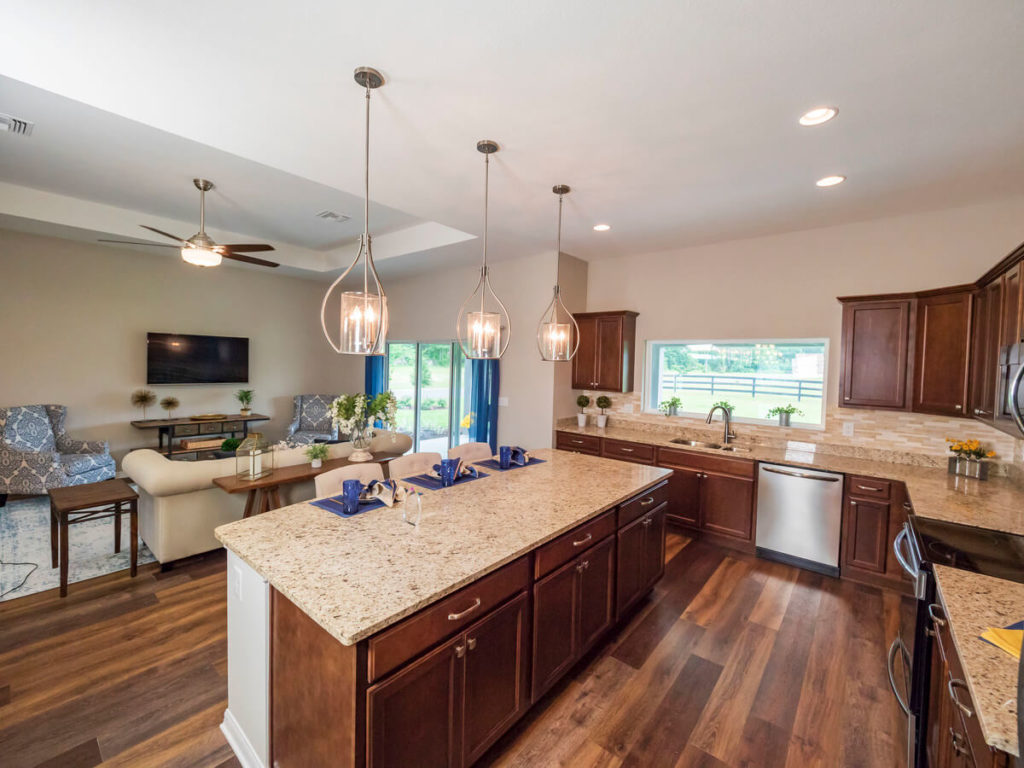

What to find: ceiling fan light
left=181, top=246, right=222, bottom=267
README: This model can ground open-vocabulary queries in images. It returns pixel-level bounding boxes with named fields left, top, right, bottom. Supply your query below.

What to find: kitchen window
left=645, top=339, right=828, bottom=427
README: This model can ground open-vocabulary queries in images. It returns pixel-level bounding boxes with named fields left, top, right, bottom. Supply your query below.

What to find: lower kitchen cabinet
left=840, top=476, right=911, bottom=592
left=615, top=502, right=667, bottom=616
left=664, top=464, right=701, bottom=526
left=843, top=496, right=889, bottom=573
left=367, top=591, right=530, bottom=768
left=701, top=472, right=754, bottom=540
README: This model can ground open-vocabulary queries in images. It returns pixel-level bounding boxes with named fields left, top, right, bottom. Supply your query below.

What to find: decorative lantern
left=236, top=432, right=274, bottom=481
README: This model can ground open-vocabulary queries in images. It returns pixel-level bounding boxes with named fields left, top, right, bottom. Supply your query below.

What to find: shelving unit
left=130, top=413, right=270, bottom=460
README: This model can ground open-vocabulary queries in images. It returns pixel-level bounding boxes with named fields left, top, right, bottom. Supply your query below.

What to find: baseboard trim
left=221, top=708, right=265, bottom=768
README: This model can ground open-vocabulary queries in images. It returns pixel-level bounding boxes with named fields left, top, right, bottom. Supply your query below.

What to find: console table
left=130, top=413, right=270, bottom=459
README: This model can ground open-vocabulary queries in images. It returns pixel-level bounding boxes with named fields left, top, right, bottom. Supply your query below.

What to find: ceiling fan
left=98, top=178, right=279, bottom=268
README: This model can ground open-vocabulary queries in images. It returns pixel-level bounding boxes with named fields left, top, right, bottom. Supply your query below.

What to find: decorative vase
left=311, top=458, right=323, bottom=469
left=349, top=422, right=374, bottom=462
left=597, top=414, right=608, bottom=428
left=947, top=456, right=989, bottom=481
left=778, top=413, right=791, bottom=427
left=577, top=413, right=587, bottom=427
left=667, top=406, right=678, bottom=417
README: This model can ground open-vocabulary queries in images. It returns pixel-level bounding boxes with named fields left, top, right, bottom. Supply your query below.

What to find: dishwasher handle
left=761, top=466, right=841, bottom=482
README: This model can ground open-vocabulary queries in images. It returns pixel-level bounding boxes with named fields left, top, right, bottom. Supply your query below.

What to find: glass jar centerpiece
left=946, top=438, right=996, bottom=481
left=236, top=432, right=274, bottom=480
left=330, top=391, right=399, bottom=463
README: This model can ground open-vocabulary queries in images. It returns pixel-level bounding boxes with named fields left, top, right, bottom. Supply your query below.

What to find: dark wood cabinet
left=970, top=281, right=1003, bottom=420
left=843, top=496, right=889, bottom=574
left=913, top=291, right=973, bottom=416
left=571, top=311, right=638, bottom=392
left=839, top=299, right=913, bottom=409
left=700, top=472, right=755, bottom=541
left=1000, top=263, right=1022, bottom=348
left=840, top=476, right=910, bottom=593
left=615, top=502, right=667, bottom=618
left=577, top=535, right=616, bottom=655
left=663, top=465, right=701, bottom=527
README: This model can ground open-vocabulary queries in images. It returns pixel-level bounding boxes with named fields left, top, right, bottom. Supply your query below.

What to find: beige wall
left=584, top=197, right=1024, bottom=460
left=552, top=252, right=588, bottom=422
left=0, top=229, right=361, bottom=461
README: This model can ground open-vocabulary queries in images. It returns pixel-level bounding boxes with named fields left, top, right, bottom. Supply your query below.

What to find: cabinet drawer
left=174, top=424, right=200, bottom=437
left=199, top=421, right=224, bottom=434
left=656, top=447, right=755, bottom=479
left=601, top=438, right=655, bottom=464
left=367, top=556, right=530, bottom=683
left=223, top=420, right=244, bottom=432
left=618, top=481, right=669, bottom=527
left=555, top=432, right=601, bottom=455
left=534, top=511, right=616, bottom=579
left=847, top=475, right=891, bottom=500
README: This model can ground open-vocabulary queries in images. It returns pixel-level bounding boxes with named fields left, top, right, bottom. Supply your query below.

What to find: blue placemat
left=474, top=457, right=547, bottom=472
left=311, top=495, right=386, bottom=517
left=403, top=470, right=489, bottom=491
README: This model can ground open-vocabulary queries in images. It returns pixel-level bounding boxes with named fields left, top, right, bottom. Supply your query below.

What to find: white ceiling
left=1, top=0, right=1023, bottom=277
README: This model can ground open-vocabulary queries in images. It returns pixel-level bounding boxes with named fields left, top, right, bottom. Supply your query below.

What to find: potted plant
left=330, top=392, right=399, bottom=462
left=305, top=443, right=330, bottom=469
left=595, top=395, right=612, bottom=428
left=236, top=389, right=254, bottom=416
left=712, top=400, right=734, bottom=414
left=766, top=404, right=803, bottom=427
left=130, top=388, right=157, bottom=420
left=660, top=396, right=682, bottom=417
left=946, top=438, right=996, bottom=480
left=576, top=395, right=591, bottom=427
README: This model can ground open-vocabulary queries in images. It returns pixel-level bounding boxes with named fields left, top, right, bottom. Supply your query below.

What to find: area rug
left=0, top=494, right=155, bottom=601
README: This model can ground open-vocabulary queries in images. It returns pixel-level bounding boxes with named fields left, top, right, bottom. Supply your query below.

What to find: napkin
left=364, top=479, right=418, bottom=508
left=979, top=620, right=1024, bottom=659
left=428, top=460, right=480, bottom=480
left=510, top=446, right=530, bottom=466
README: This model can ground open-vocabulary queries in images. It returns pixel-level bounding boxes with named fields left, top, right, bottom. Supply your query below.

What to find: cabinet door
left=844, top=498, right=889, bottom=574
left=367, top=634, right=463, bottom=768
left=840, top=300, right=912, bottom=409
left=577, top=536, right=616, bottom=656
left=1001, top=263, right=1022, bottom=348
left=643, top=505, right=667, bottom=591
left=571, top=316, right=598, bottom=389
left=970, top=281, right=1002, bottom=419
left=615, top=514, right=648, bottom=617
left=594, top=315, right=624, bottom=392
left=662, top=464, right=701, bottom=527
left=462, top=592, right=530, bottom=766
left=913, top=292, right=972, bottom=417
left=531, top=558, right=579, bottom=700
left=700, top=472, right=754, bottom=541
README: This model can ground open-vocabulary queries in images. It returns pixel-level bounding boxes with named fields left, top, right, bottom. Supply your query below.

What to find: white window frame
left=642, top=337, right=830, bottom=430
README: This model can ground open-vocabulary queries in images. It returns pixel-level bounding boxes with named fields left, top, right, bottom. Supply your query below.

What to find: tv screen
left=147, top=333, right=249, bottom=384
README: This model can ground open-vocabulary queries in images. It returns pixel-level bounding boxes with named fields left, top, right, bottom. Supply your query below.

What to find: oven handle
left=893, top=524, right=919, bottom=579
left=887, top=638, right=911, bottom=717
left=1010, top=362, right=1024, bottom=434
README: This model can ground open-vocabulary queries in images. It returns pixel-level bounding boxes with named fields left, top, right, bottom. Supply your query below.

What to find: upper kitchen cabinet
left=999, top=262, right=1022, bottom=347
left=839, top=298, right=914, bottom=409
left=571, top=311, right=638, bottom=392
left=912, top=290, right=973, bottom=417
left=969, top=280, right=1002, bottom=420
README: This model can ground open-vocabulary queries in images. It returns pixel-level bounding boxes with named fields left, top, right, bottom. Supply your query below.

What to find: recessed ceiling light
left=799, top=106, right=838, bottom=126
left=593, top=224, right=611, bottom=232
left=816, top=175, right=846, bottom=187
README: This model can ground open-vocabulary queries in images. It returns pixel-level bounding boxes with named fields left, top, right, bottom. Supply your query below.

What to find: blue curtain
left=365, top=355, right=386, bottom=398
left=468, top=359, right=500, bottom=452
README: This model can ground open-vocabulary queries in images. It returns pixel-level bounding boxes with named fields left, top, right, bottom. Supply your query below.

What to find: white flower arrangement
left=330, top=392, right=399, bottom=440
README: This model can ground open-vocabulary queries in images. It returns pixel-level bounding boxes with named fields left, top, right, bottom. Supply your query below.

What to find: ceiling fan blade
left=140, top=225, right=189, bottom=243
left=222, top=252, right=280, bottom=268
left=97, top=239, right=181, bottom=248
left=217, top=243, right=276, bottom=253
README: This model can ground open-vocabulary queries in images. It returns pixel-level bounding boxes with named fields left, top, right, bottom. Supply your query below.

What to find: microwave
left=997, top=342, right=1024, bottom=435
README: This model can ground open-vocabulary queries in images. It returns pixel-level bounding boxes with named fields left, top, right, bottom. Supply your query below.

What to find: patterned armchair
left=0, top=405, right=115, bottom=502
left=287, top=394, right=340, bottom=445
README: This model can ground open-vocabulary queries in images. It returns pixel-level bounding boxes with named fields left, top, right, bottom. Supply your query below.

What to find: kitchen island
left=214, top=448, right=671, bottom=768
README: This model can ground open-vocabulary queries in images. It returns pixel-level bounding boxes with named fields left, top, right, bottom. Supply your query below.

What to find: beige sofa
left=123, top=431, right=411, bottom=564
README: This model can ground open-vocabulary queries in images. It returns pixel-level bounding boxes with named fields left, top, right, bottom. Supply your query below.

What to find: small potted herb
left=766, top=404, right=803, bottom=427
left=576, top=395, right=591, bottom=427
left=660, top=396, right=682, bottom=417
left=305, top=443, right=330, bottom=469
left=946, top=438, right=996, bottom=480
left=236, top=389, right=254, bottom=416
left=712, top=400, right=734, bottom=414
left=595, top=395, right=612, bottom=428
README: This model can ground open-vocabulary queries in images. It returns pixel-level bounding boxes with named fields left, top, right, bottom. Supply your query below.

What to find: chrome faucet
left=705, top=405, right=736, bottom=445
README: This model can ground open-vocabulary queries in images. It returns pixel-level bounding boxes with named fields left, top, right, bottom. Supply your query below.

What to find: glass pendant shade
left=321, top=66, right=389, bottom=356
left=182, top=246, right=221, bottom=267
left=537, top=286, right=580, bottom=361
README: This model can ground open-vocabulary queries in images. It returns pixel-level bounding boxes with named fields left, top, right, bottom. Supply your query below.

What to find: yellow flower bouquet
left=946, top=438, right=996, bottom=480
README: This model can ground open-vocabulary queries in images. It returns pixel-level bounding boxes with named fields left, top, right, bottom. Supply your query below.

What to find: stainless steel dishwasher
left=755, top=463, right=844, bottom=577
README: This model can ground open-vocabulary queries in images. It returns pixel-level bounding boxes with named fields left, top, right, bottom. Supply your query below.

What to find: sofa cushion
left=61, top=452, right=116, bottom=476
left=299, top=395, right=335, bottom=432
left=4, top=405, right=57, bottom=452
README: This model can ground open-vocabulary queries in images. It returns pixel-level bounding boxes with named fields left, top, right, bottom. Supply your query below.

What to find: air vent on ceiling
left=316, top=210, right=351, bottom=223
left=0, top=113, right=34, bottom=136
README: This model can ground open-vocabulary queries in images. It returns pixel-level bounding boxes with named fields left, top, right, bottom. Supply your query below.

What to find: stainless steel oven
left=998, top=342, right=1024, bottom=435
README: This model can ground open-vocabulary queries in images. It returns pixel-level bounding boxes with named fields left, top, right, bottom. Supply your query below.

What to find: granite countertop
left=934, top=566, right=1024, bottom=756
left=215, top=448, right=670, bottom=646
left=558, top=424, right=1024, bottom=536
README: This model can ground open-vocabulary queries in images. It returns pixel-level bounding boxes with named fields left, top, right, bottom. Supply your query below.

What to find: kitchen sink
left=719, top=445, right=751, bottom=453
left=668, top=438, right=750, bottom=453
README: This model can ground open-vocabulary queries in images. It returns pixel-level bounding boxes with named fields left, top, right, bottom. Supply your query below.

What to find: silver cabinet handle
left=761, top=466, right=841, bottom=482
left=928, top=603, right=946, bottom=628
left=447, top=597, right=482, bottom=621
left=467, top=637, right=477, bottom=651
left=575, top=559, right=590, bottom=573
left=886, top=638, right=911, bottom=716
left=948, top=679, right=974, bottom=719
left=642, top=516, right=653, bottom=527
left=639, top=496, right=655, bottom=506
left=850, top=500, right=858, bottom=507
left=857, top=484, right=882, bottom=492
left=892, top=525, right=918, bottom=579
left=571, top=439, right=584, bottom=445
left=620, top=447, right=634, bottom=453
left=455, top=644, right=466, bottom=658
left=572, top=533, right=593, bottom=547
left=903, top=501, right=913, bottom=511
left=949, top=728, right=969, bottom=757
left=954, top=404, right=962, bottom=410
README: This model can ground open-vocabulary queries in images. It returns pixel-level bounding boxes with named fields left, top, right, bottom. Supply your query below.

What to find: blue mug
left=438, top=458, right=460, bottom=487
left=499, top=446, right=512, bottom=470
left=342, top=479, right=363, bottom=514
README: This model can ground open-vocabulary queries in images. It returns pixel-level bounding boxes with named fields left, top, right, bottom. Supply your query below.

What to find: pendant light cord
left=481, top=152, right=489, bottom=314
left=199, top=186, right=205, bottom=235
left=363, top=81, right=371, bottom=296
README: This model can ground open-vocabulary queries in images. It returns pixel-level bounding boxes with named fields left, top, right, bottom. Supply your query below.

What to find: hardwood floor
left=0, top=532, right=911, bottom=767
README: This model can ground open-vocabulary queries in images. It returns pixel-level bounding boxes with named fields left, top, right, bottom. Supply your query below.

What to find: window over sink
left=644, top=339, right=828, bottom=428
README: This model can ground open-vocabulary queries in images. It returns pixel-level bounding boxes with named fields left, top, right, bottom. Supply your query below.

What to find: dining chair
left=446, top=442, right=493, bottom=463
left=388, top=452, right=442, bottom=480
left=314, top=463, right=385, bottom=497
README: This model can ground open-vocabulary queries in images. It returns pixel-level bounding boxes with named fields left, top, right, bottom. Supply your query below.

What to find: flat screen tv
left=147, top=332, right=249, bottom=384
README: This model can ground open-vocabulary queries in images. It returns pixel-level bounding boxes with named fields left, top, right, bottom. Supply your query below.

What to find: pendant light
left=456, top=140, right=510, bottom=360
left=320, top=66, right=389, bottom=355
left=537, top=185, right=580, bottom=362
